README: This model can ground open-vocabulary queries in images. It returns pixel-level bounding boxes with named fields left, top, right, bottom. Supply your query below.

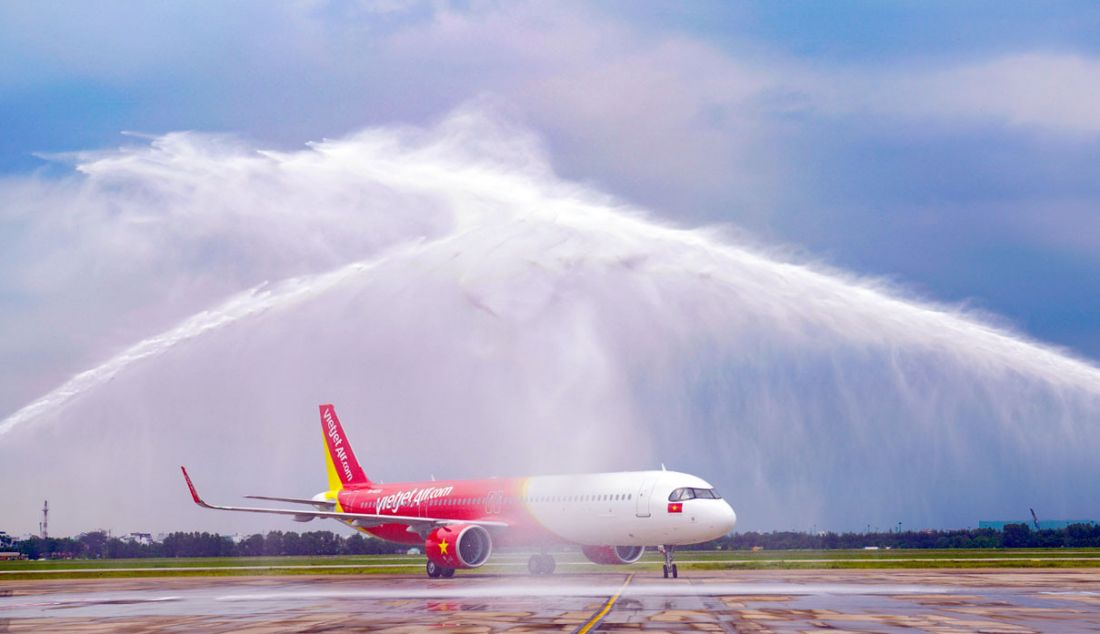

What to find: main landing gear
left=528, top=553, right=556, bottom=575
left=661, top=545, right=678, bottom=579
left=426, top=560, right=456, bottom=578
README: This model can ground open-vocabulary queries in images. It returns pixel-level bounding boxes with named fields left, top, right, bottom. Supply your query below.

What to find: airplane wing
left=245, top=495, right=336, bottom=507
left=182, top=467, right=507, bottom=531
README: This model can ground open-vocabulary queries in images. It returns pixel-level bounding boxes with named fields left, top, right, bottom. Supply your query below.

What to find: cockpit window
left=668, top=487, right=721, bottom=501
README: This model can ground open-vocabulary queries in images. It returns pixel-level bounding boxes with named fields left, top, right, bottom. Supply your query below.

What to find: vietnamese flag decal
left=667, top=502, right=683, bottom=513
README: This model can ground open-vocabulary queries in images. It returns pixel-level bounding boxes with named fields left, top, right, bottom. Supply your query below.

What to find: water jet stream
left=1, top=110, right=1098, bottom=530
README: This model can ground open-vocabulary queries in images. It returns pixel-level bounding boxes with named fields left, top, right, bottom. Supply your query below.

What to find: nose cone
left=700, top=500, right=738, bottom=540
left=720, top=501, right=737, bottom=534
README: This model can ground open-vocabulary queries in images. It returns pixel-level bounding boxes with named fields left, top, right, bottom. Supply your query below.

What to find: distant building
left=124, top=532, right=154, bottom=545
left=979, top=520, right=1097, bottom=531
left=0, top=552, right=25, bottom=560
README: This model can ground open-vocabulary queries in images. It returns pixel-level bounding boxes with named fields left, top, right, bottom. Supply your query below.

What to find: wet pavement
left=2, top=569, right=1100, bottom=632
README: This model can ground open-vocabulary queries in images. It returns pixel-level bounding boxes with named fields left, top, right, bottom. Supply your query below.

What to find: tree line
left=691, top=523, right=1100, bottom=551
left=6, top=530, right=409, bottom=560
left=5, top=523, right=1099, bottom=560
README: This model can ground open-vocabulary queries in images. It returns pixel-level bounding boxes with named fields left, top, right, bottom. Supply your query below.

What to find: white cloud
left=850, top=53, right=1100, bottom=134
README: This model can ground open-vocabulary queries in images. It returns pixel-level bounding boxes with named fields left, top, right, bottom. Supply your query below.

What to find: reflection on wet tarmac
left=2, top=569, right=1100, bottom=632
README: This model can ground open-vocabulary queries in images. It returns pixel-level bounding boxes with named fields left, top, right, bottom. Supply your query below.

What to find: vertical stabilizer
left=320, top=404, right=371, bottom=490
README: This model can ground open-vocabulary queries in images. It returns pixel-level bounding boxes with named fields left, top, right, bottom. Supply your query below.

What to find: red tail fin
left=320, top=404, right=371, bottom=489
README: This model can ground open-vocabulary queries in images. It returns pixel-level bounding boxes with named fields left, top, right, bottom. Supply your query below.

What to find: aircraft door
left=486, top=490, right=503, bottom=515
left=635, top=476, right=659, bottom=518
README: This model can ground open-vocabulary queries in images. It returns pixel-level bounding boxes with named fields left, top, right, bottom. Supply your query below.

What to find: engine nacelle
left=425, top=524, right=492, bottom=569
left=581, top=545, right=645, bottom=565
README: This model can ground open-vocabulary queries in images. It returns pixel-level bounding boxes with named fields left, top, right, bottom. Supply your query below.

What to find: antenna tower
left=39, top=500, right=48, bottom=540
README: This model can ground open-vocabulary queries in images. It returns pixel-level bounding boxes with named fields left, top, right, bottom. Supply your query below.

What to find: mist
left=2, top=108, right=1098, bottom=536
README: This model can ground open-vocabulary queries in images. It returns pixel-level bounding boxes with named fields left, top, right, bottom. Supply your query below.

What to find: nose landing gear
left=528, top=553, right=556, bottom=575
left=661, top=545, right=678, bottom=579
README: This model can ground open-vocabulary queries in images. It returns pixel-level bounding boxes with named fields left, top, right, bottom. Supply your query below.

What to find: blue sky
left=2, top=1, right=1100, bottom=533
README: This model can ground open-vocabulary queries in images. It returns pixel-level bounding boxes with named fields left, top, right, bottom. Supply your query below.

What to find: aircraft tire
left=426, top=560, right=442, bottom=578
left=672, top=564, right=678, bottom=579
left=541, top=555, right=555, bottom=575
left=441, top=567, right=456, bottom=578
left=662, top=564, right=669, bottom=578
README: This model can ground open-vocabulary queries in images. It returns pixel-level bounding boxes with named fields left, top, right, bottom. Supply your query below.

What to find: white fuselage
left=519, top=470, right=736, bottom=546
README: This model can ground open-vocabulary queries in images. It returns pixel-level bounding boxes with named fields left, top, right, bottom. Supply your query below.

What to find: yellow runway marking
left=575, top=573, right=634, bottom=633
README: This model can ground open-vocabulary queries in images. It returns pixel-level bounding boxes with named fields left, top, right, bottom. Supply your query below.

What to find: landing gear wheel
left=440, top=567, right=456, bottom=578
left=426, top=560, right=442, bottom=578
left=661, top=545, right=679, bottom=579
left=528, top=554, right=555, bottom=575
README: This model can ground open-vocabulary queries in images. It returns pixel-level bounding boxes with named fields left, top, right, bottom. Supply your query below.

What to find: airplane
left=181, top=404, right=737, bottom=579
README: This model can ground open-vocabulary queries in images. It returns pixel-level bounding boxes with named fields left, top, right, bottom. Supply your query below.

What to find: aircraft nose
left=720, top=501, right=737, bottom=533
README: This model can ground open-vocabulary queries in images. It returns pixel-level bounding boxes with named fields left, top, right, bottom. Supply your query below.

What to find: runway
left=3, top=569, right=1100, bottom=632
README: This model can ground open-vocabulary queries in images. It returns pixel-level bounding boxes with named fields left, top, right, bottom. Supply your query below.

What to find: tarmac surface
left=3, top=569, right=1100, bottom=632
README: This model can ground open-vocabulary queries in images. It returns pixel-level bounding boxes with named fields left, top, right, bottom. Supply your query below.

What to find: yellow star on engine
left=438, top=539, right=449, bottom=555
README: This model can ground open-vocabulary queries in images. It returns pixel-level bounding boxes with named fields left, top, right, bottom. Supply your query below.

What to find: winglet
left=181, top=466, right=208, bottom=508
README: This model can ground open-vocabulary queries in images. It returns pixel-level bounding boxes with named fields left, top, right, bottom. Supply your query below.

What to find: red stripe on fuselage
left=336, top=478, right=558, bottom=546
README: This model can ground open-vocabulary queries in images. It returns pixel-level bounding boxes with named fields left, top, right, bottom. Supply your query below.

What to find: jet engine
left=425, top=524, right=492, bottom=569
left=581, top=545, right=645, bottom=565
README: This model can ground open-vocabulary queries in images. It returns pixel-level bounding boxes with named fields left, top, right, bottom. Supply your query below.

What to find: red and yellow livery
left=183, top=404, right=736, bottom=578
